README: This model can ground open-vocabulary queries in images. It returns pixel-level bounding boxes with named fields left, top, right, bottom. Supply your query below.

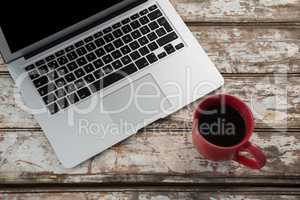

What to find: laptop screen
left=0, top=0, right=126, bottom=53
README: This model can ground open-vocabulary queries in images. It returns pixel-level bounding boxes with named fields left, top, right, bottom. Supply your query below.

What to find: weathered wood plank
left=170, top=0, right=300, bottom=23
left=0, top=75, right=299, bottom=129
left=1, top=26, right=299, bottom=73
left=0, top=191, right=300, bottom=200
left=0, top=129, right=299, bottom=184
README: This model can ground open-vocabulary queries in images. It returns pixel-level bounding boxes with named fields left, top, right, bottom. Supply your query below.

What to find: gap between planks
left=1, top=185, right=300, bottom=194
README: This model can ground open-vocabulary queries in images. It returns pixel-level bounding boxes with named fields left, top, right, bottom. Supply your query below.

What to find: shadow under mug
left=192, top=94, right=266, bottom=169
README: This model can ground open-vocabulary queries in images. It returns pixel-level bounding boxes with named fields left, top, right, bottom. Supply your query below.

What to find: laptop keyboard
left=25, top=4, right=185, bottom=115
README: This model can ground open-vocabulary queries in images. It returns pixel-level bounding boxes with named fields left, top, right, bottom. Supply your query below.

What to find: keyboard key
left=84, top=74, right=95, bottom=83
left=121, top=55, right=132, bottom=65
left=139, top=16, right=150, bottom=25
left=57, top=66, right=69, bottom=76
left=38, top=65, right=49, bottom=75
left=122, top=34, right=133, bottom=43
left=120, top=45, right=131, bottom=55
left=129, top=41, right=140, bottom=50
left=55, top=50, right=65, bottom=57
left=140, top=25, right=150, bottom=34
left=140, top=9, right=148, bottom=16
left=104, top=43, right=115, bottom=53
left=113, top=39, right=124, bottom=48
left=156, top=27, right=167, bottom=37
left=74, top=68, right=86, bottom=78
left=102, top=65, right=114, bottom=74
left=135, top=57, right=149, bottom=69
left=25, top=64, right=35, bottom=71
left=67, top=51, right=78, bottom=61
left=94, top=69, right=105, bottom=79
left=121, top=18, right=130, bottom=25
left=146, top=53, right=158, bottom=64
left=33, top=76, right=49, bottom=88
left=149, top=21, right=159, bottom=30
left=38, top=83, right=56, bottom=96
left=104, top=33, right=114, bottom=43
left=66, top=61, right=78, bottom=71
left=112, top=60, right=123, bottom=70
left=113, top=22, right=122, bottom=29
left=93, top=59, right=104, bottom=69
left=103, top=27, right=113, bottom=34
left=57, top=98, right=69, bottom=109
left=95, top=38, right=105, bottom=47
left=157, top=32, right=178, bottom=47
left=68, top=93, right=80, bottom=104
left=55, top=78, right=67, bottom=87
left=112, top=29, right=123, bottom=38
left=35, top=59, right=45, bottom=67
left=164, top=44, right=176, bottom=54
left=45, top=55, right=55, bottom=62
left=130, top=20, right=141, bottom=29
left=130, top=51, right=141, bottom=61
left=75, top=79, right=86, bottom=89
left=130, top=13, right=139, bottom=20
left=139, top=46, right=150, bottom=56
left=95, top=48, right=106, bottom=57
left=138, top=36, right=149, bottom=46
left=65, top=73, right=76, bottom=82
left=55, top=88, right=67, bottom=98
left=85, top=42, right=97, bottom=51
left=157, top=17, right=173, bottom=32
left=83, top=64, right=95, bottom=73
left=43, top=93, right=56, bottom=105
left=175, top=43, right=185, bottom=50
left=47, top=60, right=59, bottom=69
left=148, top=42, right=159, bottom=51
left=158, top=52, right=167, bottom=59
left=65, top=45, right=75, bottom=52
left=131, top=30, right=142, bottom=39
left=65, top=83, right=76, bottom=93
left=93, top=31, right=103, bottom=39
left=122, top=24, right=132, bottom=34
left=76, top=47, right=87, bottom=56
left=76, top=57, right=88, bottom=66
left=149, top=5, right=158, bottom=11
left=86, top=52, right=97, bottom=62
left=102, top=54, right=113, bottom=64
left=48, top=103, right=59, bottom=115
left=28, top=70, right=40, bottom=80
left=77, top=87, right=91, bottom=100
left=120, top=63, right=138, bottom=75
left=84, top=36, right=94, bottom=43
left=148, top=9, right=162, bottom=21
left=48, top=71, right=59, bottom=81
left=147, top=32, right=158, bottom=41
left=111, top=50, right=122, bottom=59
left=75, top=40, right=84, bottom=47
left=57, top=56, right=68, bottom=65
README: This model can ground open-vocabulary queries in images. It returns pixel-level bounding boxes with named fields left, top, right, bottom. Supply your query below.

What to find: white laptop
left=0, top=0, right=224, bottom=168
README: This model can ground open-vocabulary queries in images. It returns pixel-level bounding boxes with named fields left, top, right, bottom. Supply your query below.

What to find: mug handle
left=233, top=142, right=266, bottom=169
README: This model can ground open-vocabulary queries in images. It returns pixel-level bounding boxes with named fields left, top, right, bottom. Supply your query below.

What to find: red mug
left=192, top=94, right=266, bottom=169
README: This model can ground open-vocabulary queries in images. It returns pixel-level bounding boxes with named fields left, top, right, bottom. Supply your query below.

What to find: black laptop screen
left=0, top=0, right=126, bottom=53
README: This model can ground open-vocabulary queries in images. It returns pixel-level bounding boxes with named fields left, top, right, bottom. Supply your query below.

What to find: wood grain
left=0, top=128, right=300, bottom=184
left=170, top=0, right=300, bottom=23
left=0, top=75, right=299, bottom=129
left=1, top=26, right=299, bottom=73
left=1, top=189, right=300, bottom=200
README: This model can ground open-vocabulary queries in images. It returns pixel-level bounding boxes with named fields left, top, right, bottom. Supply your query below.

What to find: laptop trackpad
left=103, top=74, right=172, bottom=132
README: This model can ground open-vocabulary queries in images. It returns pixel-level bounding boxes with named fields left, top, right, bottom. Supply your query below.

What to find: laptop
left=0, top=0, right=224, bottom=168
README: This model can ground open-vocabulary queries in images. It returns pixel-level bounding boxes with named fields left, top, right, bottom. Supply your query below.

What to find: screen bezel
left=0, top=0, right=144, bottom=63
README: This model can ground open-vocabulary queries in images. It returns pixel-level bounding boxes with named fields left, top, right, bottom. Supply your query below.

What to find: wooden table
left=1, top=0, right=300, bottom=199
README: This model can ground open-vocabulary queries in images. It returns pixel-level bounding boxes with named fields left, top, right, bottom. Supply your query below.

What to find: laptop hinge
left=24, top=0, right=147, bottom=60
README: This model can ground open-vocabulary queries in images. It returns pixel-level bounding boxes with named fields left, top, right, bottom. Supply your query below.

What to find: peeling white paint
left=259, top=0, right=300, bottom=6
